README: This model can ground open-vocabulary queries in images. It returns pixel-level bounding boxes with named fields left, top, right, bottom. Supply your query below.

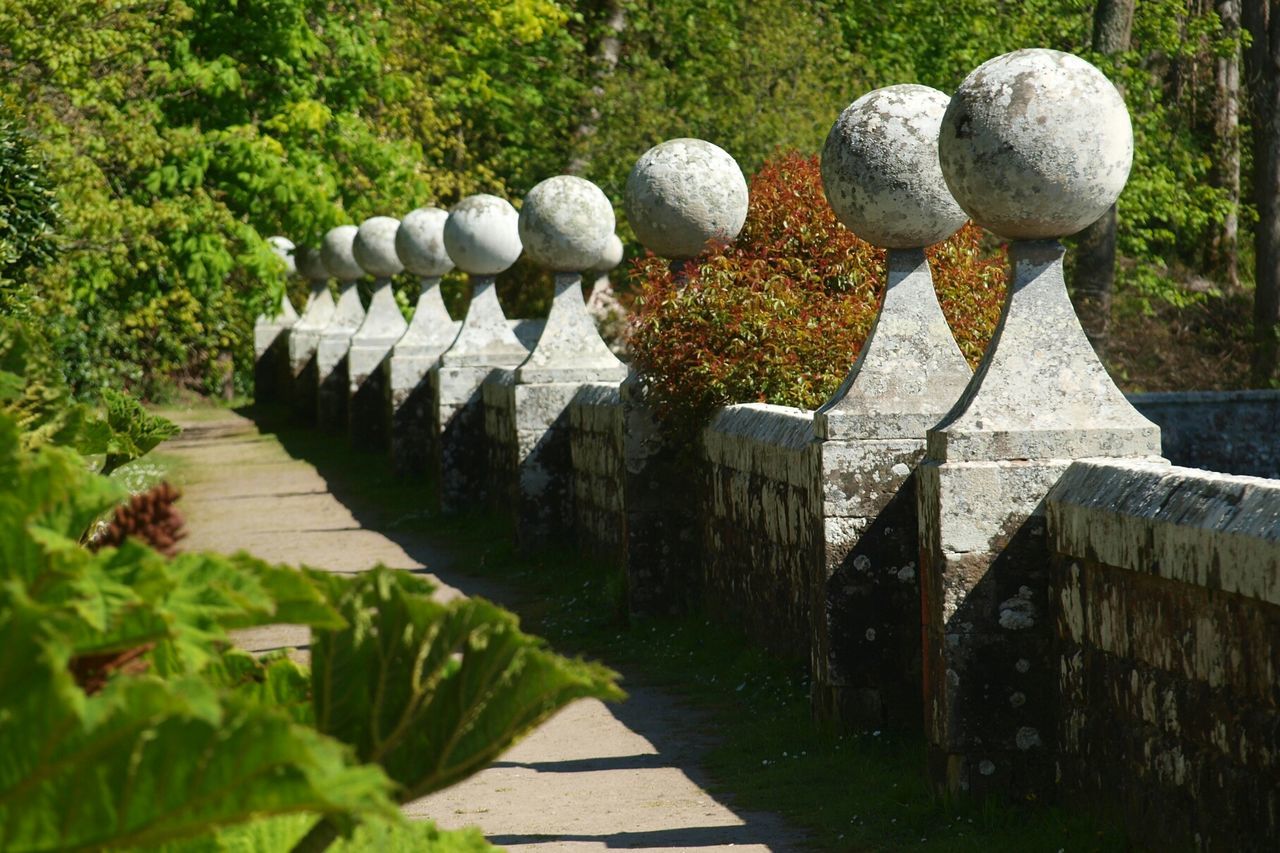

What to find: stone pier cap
left=321, top=224, right=364, bottom=283
left=439, top=194, right=528, bottom=368
left=815, top=84, right=972, bottom=440
left=927, top=48, right=1158, bottom=461
left=624, top=138, right=748, bottom=261
left=515, top=175, right=627, bottom=384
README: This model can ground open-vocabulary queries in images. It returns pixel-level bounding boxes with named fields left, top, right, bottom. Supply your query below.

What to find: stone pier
left=620, top=137, right=748, bottom=615
left=387, top=207, right=459, bottom=478
left=286, top=246, right=335, bottom=424
left=347, top=216, right=407, bottom=450
left=316, top=224, right=366, bottom=431
left=920, top=49, right=1162, bottom=798
left=253, top=235, right=299, bottom=407
left=432, top=194, right=528, bottom=512
left=811, top=85, right=973, bottom=729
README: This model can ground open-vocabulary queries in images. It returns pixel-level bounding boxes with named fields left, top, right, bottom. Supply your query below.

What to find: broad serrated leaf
left=210, top=814, right=496, bottom=853
left=0, top=586, right=398, bottom=853
left=312, top=566, right=624, bottom=803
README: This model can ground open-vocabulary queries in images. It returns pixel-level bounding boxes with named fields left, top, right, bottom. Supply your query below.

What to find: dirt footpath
left=163, top=406, right=801, bottom=852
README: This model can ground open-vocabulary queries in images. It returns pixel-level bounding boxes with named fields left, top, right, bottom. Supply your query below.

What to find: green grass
left=236, top=405, right=1132, bottom=853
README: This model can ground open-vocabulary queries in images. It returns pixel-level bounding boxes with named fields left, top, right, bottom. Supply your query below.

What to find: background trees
left=0, top=0, right=1274, bottom=395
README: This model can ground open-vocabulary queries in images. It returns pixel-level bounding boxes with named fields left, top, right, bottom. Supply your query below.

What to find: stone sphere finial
left=396, top=207, right=454, bottom=277
left=353, top=216, right=404, bottom=278
left=443, top=194, right=523, bottom=275
left=589, top=233, right=624, bottom=274
left=939, top=49, right=1132, bottom=240
left=296, top=246, right=329, bottom=281
left=267, top=235, right=297, bottom=275
left=624, top=138, right=748, bottom=260
left=822, top=85, right=967, bottom=249
left=321, top=224, right=363, bottom=281
left=518, top=176, right=616, bottom=272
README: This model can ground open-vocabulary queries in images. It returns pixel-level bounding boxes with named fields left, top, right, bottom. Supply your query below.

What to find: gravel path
left=162, top=406, right=801, bottom=852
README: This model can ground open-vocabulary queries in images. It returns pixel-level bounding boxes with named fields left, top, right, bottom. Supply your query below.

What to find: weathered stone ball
left=353, top=216, right=404, bottom=278
left=396, top=207, right=454, bottom=278
left=295, top=246, right=328, bottom=281
left=321, top=224, right=363, bottom=281
left=267, top=235, right=296, bottom=275
left=443, top=194, right=523, bottom=275
left=589, top=233, right=625, bottom=274
left=624, top=138, right=748, bottom=260
left=518, top=175, right=616, bottom=272
left=938, top=48, right=1133, bottom=240
left=821, top=85, right=967, bottom=248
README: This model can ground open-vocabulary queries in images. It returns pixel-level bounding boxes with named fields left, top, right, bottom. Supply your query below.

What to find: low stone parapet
left=1047, top=460, right=1280, bottom=851
left=702, top=404, right=820, bottom=661
left=568, top=384, right=625, bottom=565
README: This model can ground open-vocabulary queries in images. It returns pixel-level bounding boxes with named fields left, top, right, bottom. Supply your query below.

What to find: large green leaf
left=312, top=566, right=624, bottom=802
left=0, top=586, right=398, bottom=853
left=98, top=389, right=181, bottom=476
left=212, top=815, right=498, bottom=853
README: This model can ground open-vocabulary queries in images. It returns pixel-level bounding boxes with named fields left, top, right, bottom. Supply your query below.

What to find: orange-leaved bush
left=626, top=150, right=1007, bottom=426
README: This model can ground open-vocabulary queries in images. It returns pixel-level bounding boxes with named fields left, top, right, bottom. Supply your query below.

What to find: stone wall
left=481, top=370, right=518, bottom=519
left=1130, top=389, right=1280, bottom=479
left=568, top=384, right=625, bottom=565
left=701, top=404, right=820, bottom=661
left=1047, top=461, right=1280, bottom=851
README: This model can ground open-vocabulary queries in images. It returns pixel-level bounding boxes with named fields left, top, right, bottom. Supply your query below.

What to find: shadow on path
left=168, top=404, right=803, bottom=853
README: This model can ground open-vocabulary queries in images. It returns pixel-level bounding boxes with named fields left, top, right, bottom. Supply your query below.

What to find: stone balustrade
left=252, top=48, right=1279, bottom=851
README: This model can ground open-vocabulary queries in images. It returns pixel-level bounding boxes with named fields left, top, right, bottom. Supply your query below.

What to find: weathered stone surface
left=483, top=373, right=593, bottom=547
left=431, top=364, right=491, bottom=512
left=1046, top=461, right=1280, bottom=851
left=589, top=232, right=624, bottom=273
left=817, top=249, right=971, bottom=440
left=387, top=277, right=458, bottom=478
left=813, top=437, right=926, bottom=729
left=440, top=278, right=529, bottom=369
left=809, top=244, right=969, bottom=729
left=624, top=138, right=748, bottom=260
left=432, top=274, right=531, bottom=512
left=516, top=274, right=627, bottom=384
left=918, top=243, right=1163, bottom=797
left=352, top=215, right=404, bottom=278
left=316, top=226, right=366, bottom=431
left=1047, top=460, right=1280, bottom=605
left=938, top=49, right=1132, bottom=240
left=320, top=224, right=363, bottom=281
left=347, top=218, right=408, bottom=448
left=518, top=175, right=615, bottom=272
left=821, top=85, right=967, bottom=249
left=396, top=207, right=455, bottom=278
left=253, top=236, right=300, bottom=403
left=287, top=246, right=334, bottom=423
left=510, top=319, right=544, bottom=351
left=443, top=194, right=522, bottom=275
left=569, top=384, right=625, bottom=565
left=1130, top=389, right=1280, bottom=478
left=702, top=404, right=820, bottom=661
left=928, top=241, right=1159, bottom=462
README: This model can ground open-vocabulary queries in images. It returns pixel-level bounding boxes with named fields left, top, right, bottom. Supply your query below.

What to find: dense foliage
left=0, top=0, right=1267, bottom=395
left=0, top=317, right=621, bottom=851
left=627, top=152, right=1006, bottom=426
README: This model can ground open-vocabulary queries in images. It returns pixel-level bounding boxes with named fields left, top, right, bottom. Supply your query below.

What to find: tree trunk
left=1245, top=1, right=1280, bottom=385
left=1072, top=0, right=1135, bottom=356
left=567, top=0, right=627, bottom=176
left=1211, top=0, right=1242, bottom=289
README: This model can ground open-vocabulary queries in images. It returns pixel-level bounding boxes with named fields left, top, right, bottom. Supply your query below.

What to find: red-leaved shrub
left=627, top=151, right=1007, bottom=427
